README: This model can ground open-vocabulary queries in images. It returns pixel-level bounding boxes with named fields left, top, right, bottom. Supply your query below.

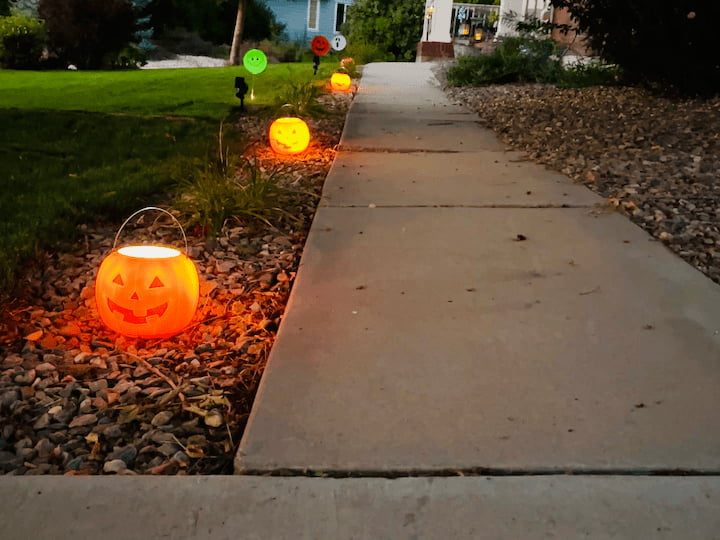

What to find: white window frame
left=334, top=1, right=349, bottom=33
left=308, top=0, right=320, bottom=31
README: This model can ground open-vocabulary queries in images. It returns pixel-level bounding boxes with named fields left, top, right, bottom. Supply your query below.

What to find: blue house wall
left=264, top=0, right=354, bottom=45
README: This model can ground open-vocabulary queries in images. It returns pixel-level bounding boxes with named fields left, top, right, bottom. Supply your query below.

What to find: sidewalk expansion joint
left=324, top=204, right=593, bottom=209
left=238, top=468, right=720, bottom=479
left=338, top=147, right=465, bottom=154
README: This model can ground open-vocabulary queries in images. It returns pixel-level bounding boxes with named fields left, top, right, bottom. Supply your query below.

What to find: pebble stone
left=0, top=90, right=352, bottom=475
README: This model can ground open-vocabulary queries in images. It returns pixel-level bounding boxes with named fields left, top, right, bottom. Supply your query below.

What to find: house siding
left=265, top=0, right=353, bottom=45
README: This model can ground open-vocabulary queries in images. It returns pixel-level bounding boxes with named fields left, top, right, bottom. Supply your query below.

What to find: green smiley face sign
left=243, top=49, right=268, bottom=75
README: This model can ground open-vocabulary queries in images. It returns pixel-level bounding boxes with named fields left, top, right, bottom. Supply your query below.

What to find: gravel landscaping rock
left=0, top=90, right=353, bottom=475
left=444, top=83, right=720, bottom=285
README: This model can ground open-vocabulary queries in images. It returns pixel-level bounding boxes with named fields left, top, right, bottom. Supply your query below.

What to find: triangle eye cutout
left=112, top=274, right=124, bottom=286
left=149, top=276, right=164, bottom=289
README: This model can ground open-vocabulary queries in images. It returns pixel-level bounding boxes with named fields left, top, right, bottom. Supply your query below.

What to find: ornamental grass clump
left=270, top=76, right=327, bottom=118
left=173, top=124, right=287, bottom=238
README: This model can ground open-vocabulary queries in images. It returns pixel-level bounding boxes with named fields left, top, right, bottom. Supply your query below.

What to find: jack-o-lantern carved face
left=330, top=72, right=352, bottom=92
left=311, top=35, right=331, bottom=56
left=95, top=245, right=199, bottom=338
left=268, top=117, right=310, bottom=155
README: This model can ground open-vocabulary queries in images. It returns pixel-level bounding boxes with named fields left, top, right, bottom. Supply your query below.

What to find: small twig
left=579, top=286, right=601, bottom=296
left=226, top=423, right=235, bottom=450
left=157, top=383, right=191, bottom=407
left=126, top=352, right=178, bottom=390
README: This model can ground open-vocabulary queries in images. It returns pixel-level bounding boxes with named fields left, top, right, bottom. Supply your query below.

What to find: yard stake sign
left=268, top=117, right=311, bottom=155
left=242, top=48, right=268, bottom=101
left=311, top=35, right=331, bottom=74
left=95, top=207, right=199, bottom=338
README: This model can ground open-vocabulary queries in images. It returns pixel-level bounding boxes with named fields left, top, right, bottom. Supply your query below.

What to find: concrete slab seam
left=322, top=204, right=594, bottom=209
left=337, top=146, right=466, bottom=153
left=236, top=468, right=720, bottom=479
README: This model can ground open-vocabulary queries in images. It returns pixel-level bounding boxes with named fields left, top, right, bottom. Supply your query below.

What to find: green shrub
left=38, top=0, right=136, bottom=70
left=346, top=0, right=424, bottom=61
left=152, top=28, right=217, bottom=57
left=344, top=41, right=387, bottom=65
left=447, top=36, right=561, bottom=86
left=259, top=39, right=303, bottom=63
left=0, top=14, right=46, bottom=69
left=557, top=60, right=623, bottom=88
left=550, top=0, right=720, bottom=94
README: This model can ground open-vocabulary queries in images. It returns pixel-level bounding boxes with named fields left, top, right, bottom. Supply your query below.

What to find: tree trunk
left=229, top=0, right=247, bottom=65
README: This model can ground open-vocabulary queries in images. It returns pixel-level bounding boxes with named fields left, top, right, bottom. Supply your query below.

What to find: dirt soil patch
left=0, top=92, right=352, bottom=475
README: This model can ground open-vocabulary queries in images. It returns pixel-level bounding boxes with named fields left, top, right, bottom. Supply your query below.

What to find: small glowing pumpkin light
left=268, top=117, right=310, bottom=155
left=330, top=72, right=352, bottom=92
left=95, top=208, right=199, bottom=338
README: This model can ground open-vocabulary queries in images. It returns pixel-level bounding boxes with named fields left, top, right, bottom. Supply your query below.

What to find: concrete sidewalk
left=2, top=62, right=720, bottom=539
left=236, top=62, right=720, bottom=474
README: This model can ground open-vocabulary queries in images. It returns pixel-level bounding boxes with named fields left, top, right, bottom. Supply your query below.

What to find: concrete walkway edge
left=2, top=476, right=720, bottom=539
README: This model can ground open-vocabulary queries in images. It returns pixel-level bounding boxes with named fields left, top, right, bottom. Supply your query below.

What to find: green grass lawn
left=0, top=63, right=333, bottom=118
left=0, top=62, right=340, bottom=296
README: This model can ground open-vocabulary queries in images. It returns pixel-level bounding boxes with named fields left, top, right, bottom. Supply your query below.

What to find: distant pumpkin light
left=330, top=72, right=352, bottom=92
left=268, top=117, right=310, bottom=155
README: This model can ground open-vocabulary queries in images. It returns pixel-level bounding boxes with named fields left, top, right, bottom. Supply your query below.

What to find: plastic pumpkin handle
left=112, top=206, right=189, bottom=254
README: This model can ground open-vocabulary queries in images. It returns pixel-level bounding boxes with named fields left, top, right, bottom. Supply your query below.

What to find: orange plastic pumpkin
left=330, top=72, right=352, bottom=92
left=95, top=245, right=199, bottom=338
left=268, top=117, right=310, bottom=155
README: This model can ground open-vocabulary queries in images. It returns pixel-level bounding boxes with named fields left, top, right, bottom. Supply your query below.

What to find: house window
left=308, top=0, right=320, bottom=31
left=335, top=2, right=348, bottom=32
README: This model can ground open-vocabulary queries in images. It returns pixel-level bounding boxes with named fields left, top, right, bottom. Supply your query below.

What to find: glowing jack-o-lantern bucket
left=95, top=207, right=199, bottom=338
left=330, top=72, right=352, bottom=92
left=268, top=117, right=310, bottom=155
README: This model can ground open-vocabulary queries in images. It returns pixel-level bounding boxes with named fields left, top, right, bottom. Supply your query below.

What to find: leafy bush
left=149, top=0, right=281, bottom=47
left=255, top=39, right=303, bottom=63
left=344, top=41, right=387, bottom=65
left=243, top=0, right=284, bottom=42
left=152, top=28, right=217, bottom=57
left=447, top=37, right=561, bottom=86
left=0, top=13, right=46, bottom=68
left=550, top=0, right=720, bottom=94
left=557, top=60, right=623, bottom=88
left=38, top=0, right=136, bottom=69
left=346, top=0, right=424, bottom=61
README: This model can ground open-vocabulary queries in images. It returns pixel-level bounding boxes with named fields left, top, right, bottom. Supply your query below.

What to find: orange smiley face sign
left=311, top=35, right=331, bottom=56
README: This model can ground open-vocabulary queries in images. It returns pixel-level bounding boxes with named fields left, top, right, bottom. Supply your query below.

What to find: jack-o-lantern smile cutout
left=95, top=209, right=200, bottom=338
left=311, top=35, right=331, bottom=56
left=268, top=117, right=310, bottom=155
left=330, top=72, right=352, bottom=92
